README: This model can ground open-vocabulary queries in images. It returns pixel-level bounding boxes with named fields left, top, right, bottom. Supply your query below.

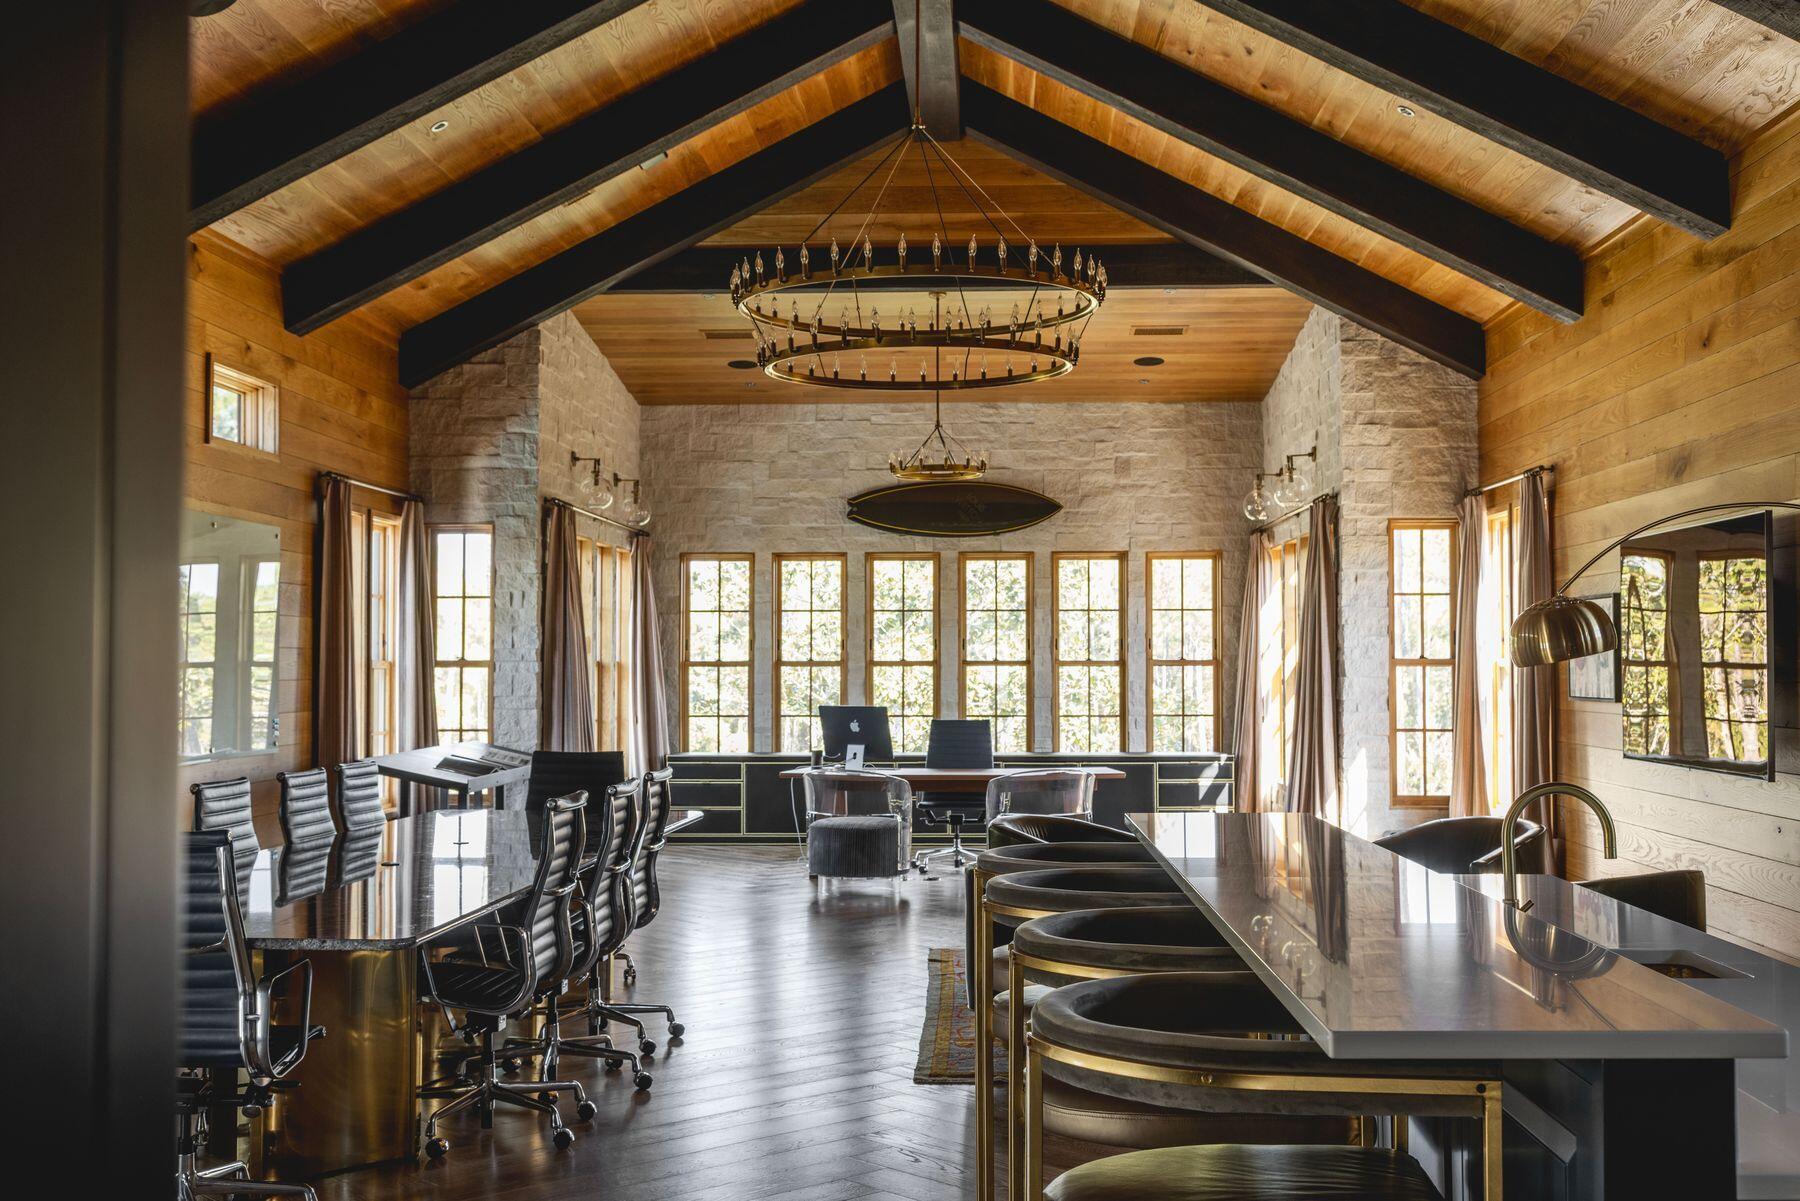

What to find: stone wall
left=640, top=400, right=1263, bottom=753
left=1258, top=308, right=1479, bottom=837
left=409, top=313, right=641, bottom=749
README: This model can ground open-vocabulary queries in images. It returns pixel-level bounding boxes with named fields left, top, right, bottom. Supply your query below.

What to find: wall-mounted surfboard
left=845, top=481, right=1063, bottom=537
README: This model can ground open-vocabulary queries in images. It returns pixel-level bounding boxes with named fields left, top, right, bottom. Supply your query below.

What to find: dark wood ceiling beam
left=188, top=0, right=654, bottom=231
left=1706, top=2, right=1800, bottom=42
left=961, top=0, right=1582, bottom=321
left=607, top=241, right=1268, bottom=291
left=961, top=83, right=1483, bottom=378
left=893, top=0, right=962, bottom=135
left=399, top=85, right=909, bottom=389
left=1182, top=0, right=1730, bottom=238
left=281, top=0, right=892, bottom=335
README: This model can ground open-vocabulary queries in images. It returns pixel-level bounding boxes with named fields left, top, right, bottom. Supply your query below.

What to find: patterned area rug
left=914, top=947, right=1005, bottom=1084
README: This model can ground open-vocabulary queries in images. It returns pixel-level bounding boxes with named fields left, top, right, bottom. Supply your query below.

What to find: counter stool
left=1024, top=973, right=1502, bottom=1201
left=971, top=864, right=1188, bottom=1201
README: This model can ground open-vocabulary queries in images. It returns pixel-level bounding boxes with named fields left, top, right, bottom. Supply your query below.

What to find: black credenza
left=664, top=752, right=1234, bottom=843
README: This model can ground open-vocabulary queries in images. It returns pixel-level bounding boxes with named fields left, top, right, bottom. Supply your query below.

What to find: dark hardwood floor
left=323, top=845, right=1089, bottom=1200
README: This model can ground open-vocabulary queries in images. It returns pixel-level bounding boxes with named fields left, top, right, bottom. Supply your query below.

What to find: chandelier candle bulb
left=898, top=232, right=907, bottom=270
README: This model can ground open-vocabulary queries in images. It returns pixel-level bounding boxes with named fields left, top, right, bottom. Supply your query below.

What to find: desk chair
left=803, top=768, right=915, bottom=880
left=191, top=775, right=259, bottom=853
left=331, top=759, right=387, bottom=834
left=601, top=767, right=685, bottom=1047
left=915, top=718, right=994, bottom=870
left=417, top=793, right=594, bottom=1157
left=177, top=831, right=323, bottom=1200
left=1375, top=815, right=1543, bottom=875
left=276, top=768, right=337, bottom=846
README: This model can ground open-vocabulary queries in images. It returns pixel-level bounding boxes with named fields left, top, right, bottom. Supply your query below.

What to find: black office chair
left=506, top=777, right=653, bottom=1090
left=274, top=837, right=335, bottom=905
left=1375, top=814, right=1544, bottom=875
left=191, top=775, right=259, bottom=853
left=417, top=792, right=595, bottom=1157
left=525, top=750, right=627, bottom=856
left=331, top=758, right=387, bottom=834
left=276, top=767, right=337, bottom=846
left=915, top=718, right=994, bottom=870
left=176, top=831, right=323, bottom=1200
left=602, top=767, right=685, bottom=1046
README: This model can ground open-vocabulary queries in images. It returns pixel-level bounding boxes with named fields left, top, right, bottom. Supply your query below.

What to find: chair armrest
left=419, top=921, right=537, bottom=1017
left=251, top=958, right=316, bottom=1080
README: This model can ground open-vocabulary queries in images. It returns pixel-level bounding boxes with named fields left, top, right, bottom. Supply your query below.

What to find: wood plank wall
left=1479, top=107, right=1800, bottom=962
left=180, top=231, right=409, bottom=823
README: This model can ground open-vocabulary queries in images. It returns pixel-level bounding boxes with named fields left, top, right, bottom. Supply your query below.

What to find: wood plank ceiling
left=186, top=0, right=1800, bottom=401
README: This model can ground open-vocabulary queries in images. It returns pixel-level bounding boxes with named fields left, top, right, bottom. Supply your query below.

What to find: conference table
left=238, top=806, right=701, bottom=1177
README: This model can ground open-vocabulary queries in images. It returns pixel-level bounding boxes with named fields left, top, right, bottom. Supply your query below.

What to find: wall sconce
left=570, top=451, right=615, bottom=510
left=1272, top=445, right=1318, bottom=508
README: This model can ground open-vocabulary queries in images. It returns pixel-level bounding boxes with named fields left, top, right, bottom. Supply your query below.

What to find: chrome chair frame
left=593, top=767, right=686, bottom=1049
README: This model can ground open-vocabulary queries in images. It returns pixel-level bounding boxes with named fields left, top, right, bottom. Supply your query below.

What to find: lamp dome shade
left=1510, top=594, right=1618, bottom=667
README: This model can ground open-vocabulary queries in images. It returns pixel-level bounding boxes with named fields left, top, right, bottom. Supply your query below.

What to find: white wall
left=640, top=399, right=1263, bottom=753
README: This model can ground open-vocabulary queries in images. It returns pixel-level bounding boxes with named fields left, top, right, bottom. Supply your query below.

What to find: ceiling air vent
left=700, top=328, right=754, bottom=340
left=1131, top=325, right=1188, bottom=337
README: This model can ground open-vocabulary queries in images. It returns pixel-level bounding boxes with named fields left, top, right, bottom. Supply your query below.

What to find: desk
left=373, top=741, right=531, bottom=816
left=776, top=764, right=1128, bottom=790
left=243, top=807, right=701, bottom=1176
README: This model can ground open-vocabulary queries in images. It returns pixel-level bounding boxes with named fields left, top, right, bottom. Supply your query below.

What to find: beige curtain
left=541, top=504, right=595, bottom=753
left=630, top=536, right=671, bottom=772
left=395, top=499, right=438, bottom=751
left=1450, top=494, right=1489, bottom=817
left=314, top=476, right=358, bottom=768
left=1231, top=530, right=1272, bottom=812
left=1514, top=472, right=1558, bottom=870
left=1285, top=497, right=1340, bottom=819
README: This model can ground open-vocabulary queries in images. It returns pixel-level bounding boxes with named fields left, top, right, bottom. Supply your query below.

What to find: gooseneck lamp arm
left=1510, top=500, right=1800, bottom=667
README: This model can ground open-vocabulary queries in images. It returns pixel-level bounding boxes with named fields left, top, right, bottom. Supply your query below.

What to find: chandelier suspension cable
left=795, top=129, right=913, bottom=334
left=919, top=131, right=1050, bottom=335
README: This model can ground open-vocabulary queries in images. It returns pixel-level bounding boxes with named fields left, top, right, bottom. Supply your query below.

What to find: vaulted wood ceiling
left=186, top=0, right=1800, bottom=400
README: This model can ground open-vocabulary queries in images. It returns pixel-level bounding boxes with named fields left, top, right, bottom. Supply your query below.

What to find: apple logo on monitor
left=849, top=719, right=861, bottom=733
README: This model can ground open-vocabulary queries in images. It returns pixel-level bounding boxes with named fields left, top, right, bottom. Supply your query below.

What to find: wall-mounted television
left=1613, top=509, right=1796, bottom=780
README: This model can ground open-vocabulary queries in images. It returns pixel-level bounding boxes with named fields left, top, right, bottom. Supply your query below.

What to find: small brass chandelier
left=888, top=385, right=987, bottom=481
left=728, top=3, right=1109, bottom=405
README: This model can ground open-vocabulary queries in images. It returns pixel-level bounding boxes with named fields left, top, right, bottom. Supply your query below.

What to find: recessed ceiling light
left=1163, top=287, right=1176, bottom=296
left=1138, top=378, right=1150, bottom=385
left=1395, top=104, right=1416, bottom=118
left=429, top=120, right=450, bottom=133
left=726, top=359, right=756, bottom=370
left=1133, top=356, right=1165, bottom=367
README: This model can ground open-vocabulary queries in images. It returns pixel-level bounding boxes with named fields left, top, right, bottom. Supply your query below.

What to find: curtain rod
left=1466, top=464, right=1553, bottom=497
left=319, top=470, right=420, bottom=501
left=545, top=495, right=648, bottom=539
left=1254, top=489, right=1336, bottom=534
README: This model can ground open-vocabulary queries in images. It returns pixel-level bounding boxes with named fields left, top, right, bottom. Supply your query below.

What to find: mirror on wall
left=1614, top=510, right=1796, bottom=780
left=179, top=509, right=283, bottom=762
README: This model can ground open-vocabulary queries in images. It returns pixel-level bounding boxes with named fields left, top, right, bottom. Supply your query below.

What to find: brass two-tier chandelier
left=728, top=9, right=1112, bottom=481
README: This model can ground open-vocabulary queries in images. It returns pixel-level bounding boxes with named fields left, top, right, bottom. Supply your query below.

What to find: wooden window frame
left=1620, top=548, right=1676, bottom=758
left=1260, top=534, right=1308, bottom=809
left=959, top=552, right=1034, bottom=753
left=866, top=552, right=941, bottom=755
left=679, top=552, right=756, bottom=754
left=178, top=559, right=221, bottom=757
left=1696, top=549, right=1769, bottom=762
left=1145, top=551, right=1221, bottom=754
left=1053, top=551, right=1127, bottom=753
left=353, top=509, right=401, bottom=763
left=773, top=552, right=848, bottom=753
left=1388, top=519, right=1459, bottom=809
left=431, top=524, right=495, bottom=745
left=242, top=556, right=281, bottom=753
left=1480, top=501, right=1517, bottom=812
left=204, top=353, right=279, bottom=455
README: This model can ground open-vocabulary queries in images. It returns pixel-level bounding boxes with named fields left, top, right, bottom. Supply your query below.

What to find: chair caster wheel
left=633, top=1072, right=653, bottom=1091
left=638, top=1039, right=656, bottom=1056
left=603, top=1060, right=622, bottom=1073
left=668, top=1022, right=685, bottom=1038
left=575, top=1100, right=597, bottom=1121
left=501, top=1057, right=522, bottom=1073
left=553, top=1127, right=574, bottom=1150
left=425, top=1137, right=449, bottom=1160
left=537, top=1091, right=554, bottom=1104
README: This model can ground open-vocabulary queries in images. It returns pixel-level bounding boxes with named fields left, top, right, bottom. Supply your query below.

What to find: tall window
left=579, top=538, right=634, bottom=753
left=1699, top=552, right=1768, bottom=762
left=1620, top=551, right=1673, bottom=756
left=1147, top=553, right=1219, bottom=753
left=433, top=527, right=493, bottom=744
left=961, top=553, right=1032, bottom=752
left=205, top=355, right=279, bottom=455
left=869, top=553, right=939, bottom=754
left=1259, top=536, right=1306, bottom=808
left=1054, top=553, right=1124, bottom=752
left=775, top=554, right=846, bottom=752
left=1391, top=521, right=1457, bottom=806
left=245, top=559, right=280, bottom=752
left=682, top=554, right=753, bottom=752
left=179, top=562, right=220, bottom=756
left=353, top=511, right=400, bottom=761
left=1478, top=504, right=1516, bottom=809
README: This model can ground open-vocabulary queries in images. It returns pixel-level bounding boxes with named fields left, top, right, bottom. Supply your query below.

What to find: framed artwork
left=1566, top=593, right=1622, bottom=702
